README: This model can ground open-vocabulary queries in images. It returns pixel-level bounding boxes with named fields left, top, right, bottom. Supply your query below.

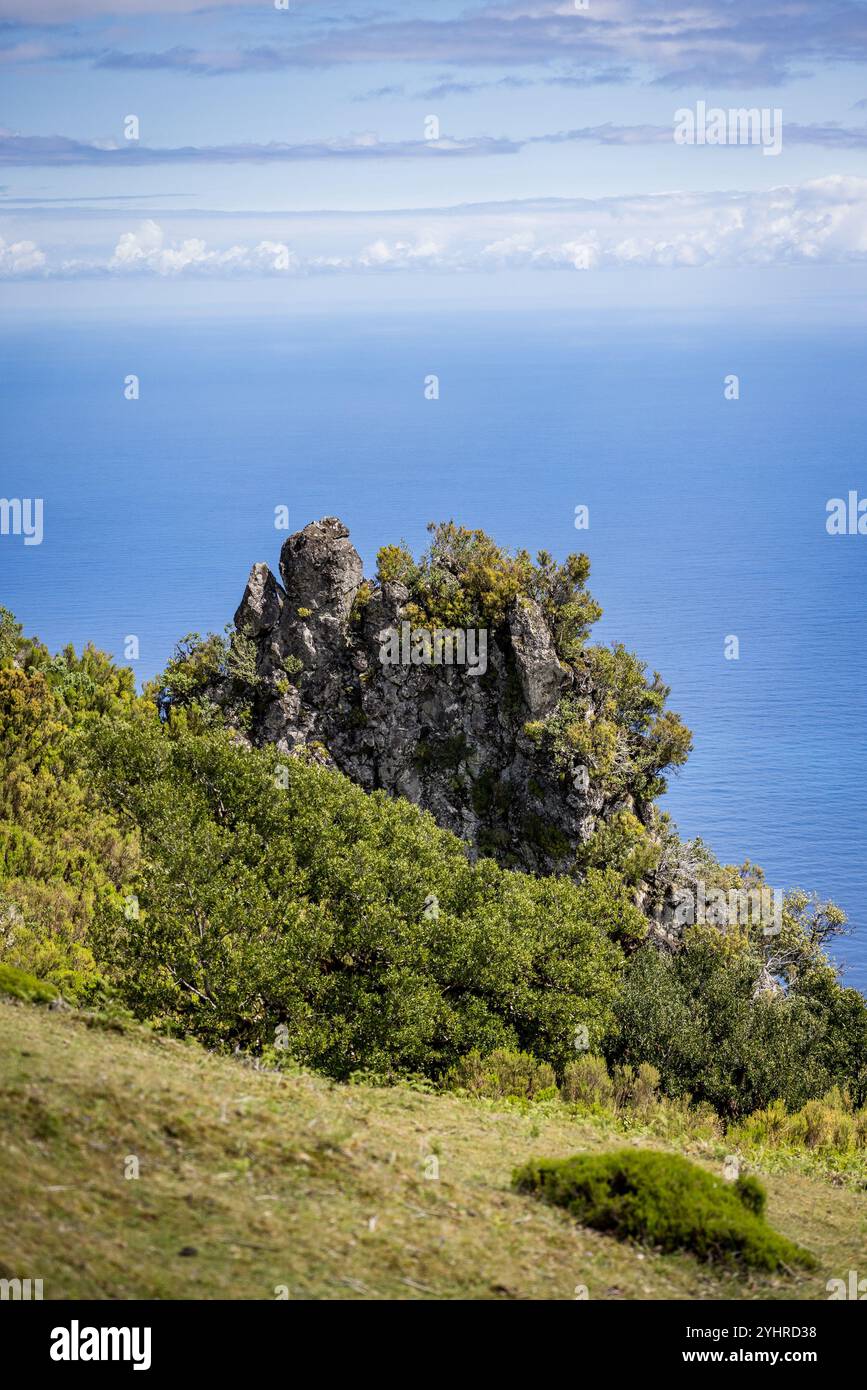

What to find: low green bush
left=733, top=1173, right=766, bottom=1217
left=513, top=1148, right=815, bottom=1271
left=732, top=1089, right=867, bottom=1157
left=445, top=1048, right=557, bottom=1100
left=0, top=962, right=59, bottom=1004
left=561, top=1053, right=614, bottom=1108
left=612, top=1061, right=661, bottom=1115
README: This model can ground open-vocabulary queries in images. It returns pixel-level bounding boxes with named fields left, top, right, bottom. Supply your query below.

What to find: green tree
left=0, top=664, right=136, bottom=995
left=85, top=716, right=626, bottom=1076
left=608, top=935, right=867, bottom=1117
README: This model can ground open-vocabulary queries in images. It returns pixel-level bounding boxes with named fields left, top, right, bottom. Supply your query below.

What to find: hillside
left=2, top=997, right=862, bottom=1302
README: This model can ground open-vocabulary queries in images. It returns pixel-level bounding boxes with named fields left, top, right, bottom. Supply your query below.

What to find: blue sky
left=2, top=1, right=867, bottom=310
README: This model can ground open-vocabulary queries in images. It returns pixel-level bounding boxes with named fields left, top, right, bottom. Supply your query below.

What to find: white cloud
left=108, top=219, right=298, bottom=276
left=0, top=131, right=519, bottom=167
left=6, top=178, right=867, bottom=280
left=470, top=176, right=867, bottom=270
left=0, top=235, right=45, bottom=273
left=358, top=237, right=446, bottom=268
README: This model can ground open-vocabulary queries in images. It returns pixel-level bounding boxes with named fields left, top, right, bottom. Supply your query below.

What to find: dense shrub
left=445, top=1048, right=557, bottom=1100
left=0, top=609, right=136, bottom=723
left=612, top=1061, right=661, bottom=1116
left=0, top=664, right=135, bottom=996
left=513, top=1149, right=814, bottom=1271
left=538, top=646, right=692, bottom=803
left=561, top=1053, right=614, bottom=1108
left=575, top=811, right=660, bottom=887
left=376, top=522, right=602, bottom=661
left=152, top=628, right=262, bottom=727
left=0, top=962, right=59, bottom=1004
left=560, top=1054, right=660, bottom=1116
left=565, top=867, right=647, bottom=949
left=731, top=1173, right=766, bottom=1218
left=732, top=1090, right=867, bottom=1156
left=84, top=717, right=625, bottom=1077
left=608, top=939, right=867, bottom=1117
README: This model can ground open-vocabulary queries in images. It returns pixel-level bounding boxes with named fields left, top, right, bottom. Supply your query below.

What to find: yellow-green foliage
left=375, top=522, right=600, bottom=659
left=561, top=1053, right=615, bottom=1108
left=1, top=606, right=136, bottom=725
left=148, top=626, right=266, bottom=729
left=555, top=1052, right=720, bottom=1141
left=375, top=542, right=418, bottom=589
left=0, top=658, right=138, bottom=997
left=0, top=608, right=24, bottom=666
left=611, top=1061, right=663, bottom=1116
left=0, top=962, right=59, bottom=1004
left=349, top=580, right=374, bottom=624
left=732, top=1089, right=867, bottom=1157
left=557, top=713, right=619, bottom=777
left=445, top=1048, right=557, bottom=1100
left=534, top=644, right=691, bottom=802
left=449, top=1048, right=712, bottom=1137
left=576, top=811, right=660, bottom=886
left=454, top=1048, right=867, bottom=1174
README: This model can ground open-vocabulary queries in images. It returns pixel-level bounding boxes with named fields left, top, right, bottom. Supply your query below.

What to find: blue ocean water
left=1, top=311, right=864, bottom=989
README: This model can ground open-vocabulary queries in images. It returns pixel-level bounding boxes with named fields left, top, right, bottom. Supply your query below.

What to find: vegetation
left=513, top=1149, right=816, bottom=1271
left=608, top=930, right=867, bottom=1117
left=0, top=619, right=137, bottom=998
left=374, top=528, right=691, bottom=806
left=376, top=521, right=602, bottom=661
left=445, top=1048, right=557, bottom=1100
left=2, top=998, right=861, bottom=1300
left=0, top=961, right=58, bottom=1004
left=731, top=1089, right=867, bottom=1165
left=535, top=645, right=692, bottom=803
left=575, top=810, right=660, bottom=886
left=443, top=1046, right=867, bottom=1184
left=82, top=716, right=625, bottom=1077
left=150, top=626, right=262, bottom=727
left=0, top=592, right=864, bottom=1164
left=1, top=585, right=866, bottom=1301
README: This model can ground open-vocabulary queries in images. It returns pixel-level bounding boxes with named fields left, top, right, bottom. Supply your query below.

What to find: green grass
left=0, top=997, right=864, bottom=1301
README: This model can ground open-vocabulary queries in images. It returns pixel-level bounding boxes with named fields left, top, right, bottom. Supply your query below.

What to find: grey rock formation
left=234, top=563, right=284, bottom=639
left=233, top=517, right=633, bottom=875
left=508, top=596, right=565, bottom=719
left=278, top=516, right=363, bottom=630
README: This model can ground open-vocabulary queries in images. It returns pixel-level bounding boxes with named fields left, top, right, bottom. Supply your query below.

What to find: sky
left=2, top=0, right=867, bottom=312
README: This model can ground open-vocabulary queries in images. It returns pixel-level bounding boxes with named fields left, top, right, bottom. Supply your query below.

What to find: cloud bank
left=6, top=120, right=867, bottom=169
left=5, top=177, right=867, bottom=278
left=4, top=1, right=867, bottom=87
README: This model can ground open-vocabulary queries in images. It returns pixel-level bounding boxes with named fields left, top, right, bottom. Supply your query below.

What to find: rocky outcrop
left=508, top=597, right=565, bottom=719
left=235, top=563, right=284, bottom=639
left=232, top=517, right=635, bottom=875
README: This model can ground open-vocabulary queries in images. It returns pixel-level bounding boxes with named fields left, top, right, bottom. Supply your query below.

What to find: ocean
left=1, top=310, right=864, bottom=988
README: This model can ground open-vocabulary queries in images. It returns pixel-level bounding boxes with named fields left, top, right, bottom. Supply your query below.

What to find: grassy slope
left=1, top=998, right=863, bottom=1301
